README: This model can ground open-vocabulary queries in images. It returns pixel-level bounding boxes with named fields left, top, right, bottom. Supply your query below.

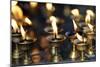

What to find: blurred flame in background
left=30, top=2, right=38, bottom=8
left=46, top=3, right=55, bottom=12
left=46, top=3, right=53, bottom=11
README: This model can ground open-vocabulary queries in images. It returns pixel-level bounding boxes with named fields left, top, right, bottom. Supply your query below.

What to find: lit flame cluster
left=46, top=3, right=55, bottom=11
left=72, top=9, right=94, bottom=32
left=11, top=1, right=33, bottom=39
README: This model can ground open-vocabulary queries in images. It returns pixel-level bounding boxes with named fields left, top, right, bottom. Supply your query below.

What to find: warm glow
left=12, top=1, right=18, bottom=6
left=85, top=14, right=91, bottom=24
left=76, top=33, right=83, bottom=42
left=20, top=25, right=26, bottom=40
left=46, top=3, right=53, bottom=11
left=11, top=19, right=19, bottom=32
left=30, top=2, right=38, bottom=8
left=71, top=9, right=80, bottom=16
left=88, top=23, right=94, bottom=31
left=86, top=9, right=95, bottom=17
left=24, top=17, right=32, bottom=25
left=50, top=16, right=58, bottom=36
left=12, top=5, right=23, bottom=19
left=73, top=20, right=77, bottom=31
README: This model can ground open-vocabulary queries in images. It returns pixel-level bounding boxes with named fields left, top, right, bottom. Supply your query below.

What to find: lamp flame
left=46, top=3, right=53, bottom=11
left=76, top=33, right=83, bottom=42
left=71, top=9, right=79, bottom=16
left=86, top=10, right=95, bottom=17
left=11, top=19, right=19, bottom=32
left=88, top=23, right=94, bottom=31
left=73, top=20, right=77, bottom=31
left=12, top=5, right=23, bottom=19
left=24, top=17, right=32, bottom=25
left=50, top=16, right=58, bottom=36
left=30, top=2, right=38, bottom=8
left=85, top=14, right=91, bottom=24
left=12, top=1, right=18, bottom=6
left=20, top=25, right=26, bottom=40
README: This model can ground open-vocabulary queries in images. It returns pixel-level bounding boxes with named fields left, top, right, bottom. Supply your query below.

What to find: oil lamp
left=46, top=16, right=66, bottom=63
left=85, top=14, right=95, bottom=57
left=76, top=33, right=87, bottom=61
left=69, top=19, right=79, bottom=61
left=19, top=25, right=34, bottom=51
left=11, top=19, right=22, bottom=65
left=69, top=35, right=79, bottom=61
